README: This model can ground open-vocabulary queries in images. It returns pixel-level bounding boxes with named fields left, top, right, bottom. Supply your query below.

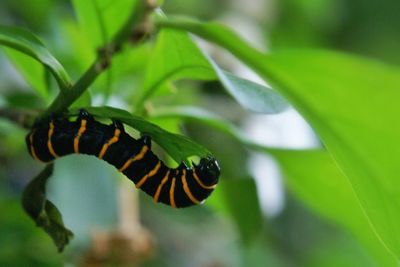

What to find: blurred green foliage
left=0, top=0, right=399, bottom=266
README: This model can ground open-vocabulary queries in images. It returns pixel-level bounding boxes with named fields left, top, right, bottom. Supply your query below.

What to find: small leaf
left=207, top=57, right=289, bottom=114
left=0, top=25, right=72, bottom=91
left=22, top=164, right=74, bottom=252
left=3, top=48, right=49, bottom=100
left=150, top=105, right=249, bottom=143
left=71, top=106, right=210, bottom=163
left=136, top=28, right=216, bottom=109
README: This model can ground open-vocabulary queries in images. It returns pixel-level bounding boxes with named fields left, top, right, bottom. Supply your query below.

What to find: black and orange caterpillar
left=26, top=110, right=220, bottom=208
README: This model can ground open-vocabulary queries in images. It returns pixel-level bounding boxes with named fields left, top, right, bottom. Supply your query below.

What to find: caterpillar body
left=26, top=110, right=220, bottom=208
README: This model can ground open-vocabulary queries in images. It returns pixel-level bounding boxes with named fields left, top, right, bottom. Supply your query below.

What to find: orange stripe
left=170, top=177, right=177, bottom=208
left=118, top=145, right=149, bottom=172
left=98, top=128, right=121, bottom=159
left=181, top=169, right=200, bottom=204
left=136, top=161, right=161, bottom=188
left=29, top=130, right=44, bottom=163
left=192, top=169, right=217, bottom=190
left=153, top=170, right=170, bottom=203
left=74, top=119, right=87, bottom=153
left=47, top=121, right=59, bottom=158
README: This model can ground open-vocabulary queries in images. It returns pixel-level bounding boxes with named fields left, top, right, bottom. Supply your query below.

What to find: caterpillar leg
left=139, top=135, right=152, bottom=148
left=112, top=119, right=125, bottom=132
left=78, top=109, right=94, bottom=122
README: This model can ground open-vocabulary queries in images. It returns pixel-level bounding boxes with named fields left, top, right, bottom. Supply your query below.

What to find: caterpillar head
left=197, top=157, right=220, bottom=185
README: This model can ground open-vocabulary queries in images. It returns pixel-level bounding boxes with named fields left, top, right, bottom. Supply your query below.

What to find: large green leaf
left=151, top=105, right=395, bottom=264
left=71, top=106, right=210, bottom=163
left=0, top=25, right=71, bottom=91
left=71, top=0, right=138, bottom=48
left=304, top=231, right=379, bottom=267
left=155, top=16, right=400, bottom=258
left=270, top=149, right=397, bottom=266
left=263, top=51, right=400, bottom=257
left=151, top=105, right=397, bottom=265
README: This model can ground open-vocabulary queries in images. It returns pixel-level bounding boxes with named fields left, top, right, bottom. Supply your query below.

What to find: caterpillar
left=25, top=109, right=220, bottom=208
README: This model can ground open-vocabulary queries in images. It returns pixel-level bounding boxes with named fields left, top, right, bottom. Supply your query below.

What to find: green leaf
left=270, top=149, right=397, bottom=266
left=22, top=164, right=74, bottom=252
left=72, top=0, right=139, bottom=48
left=138, top=27, right=287, bottom=114
left=263, top=51, right=400, bottom=258
left=71, top=0, right=140, bottom=100
left=154, top=16, right=265, bottom=75
left=150, top=105, right=397, bottom=264
left=3, top=48, right=49, bottom=101
left=150, top=105, right=396, bottom=264
left=4, top=0, right=55, bottom=29
left=150, top=105, right=274, bottom=152
left=136, top=28, right=216, bottom=109
left=59, top=19, right=97, bottom=72
left=304, top=232, right=380, bottom=267
left=0, top=25, right=71, bottom=91
left=70, top=91, right=92, bottom=109
left=150, top=105, right=249, bottom=142
left=156, top=16, right=400, bottom=258
left=71, top=106, right=210, bottom=163
left=209, top=178, right=263, bottom=244
left=207, top=57, right=289, bottom=114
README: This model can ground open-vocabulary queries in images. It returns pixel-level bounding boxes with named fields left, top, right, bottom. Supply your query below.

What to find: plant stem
left=0, top=108, right=39, bottom=129
left=43, top=60, right=106, bottom=117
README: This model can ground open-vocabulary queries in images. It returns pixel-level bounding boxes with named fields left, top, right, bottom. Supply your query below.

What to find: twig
left=0, top=108, right=40, bottom=129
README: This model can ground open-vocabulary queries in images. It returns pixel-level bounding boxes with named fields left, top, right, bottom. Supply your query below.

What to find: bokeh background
left=0, top=0, right=399, bottom=266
